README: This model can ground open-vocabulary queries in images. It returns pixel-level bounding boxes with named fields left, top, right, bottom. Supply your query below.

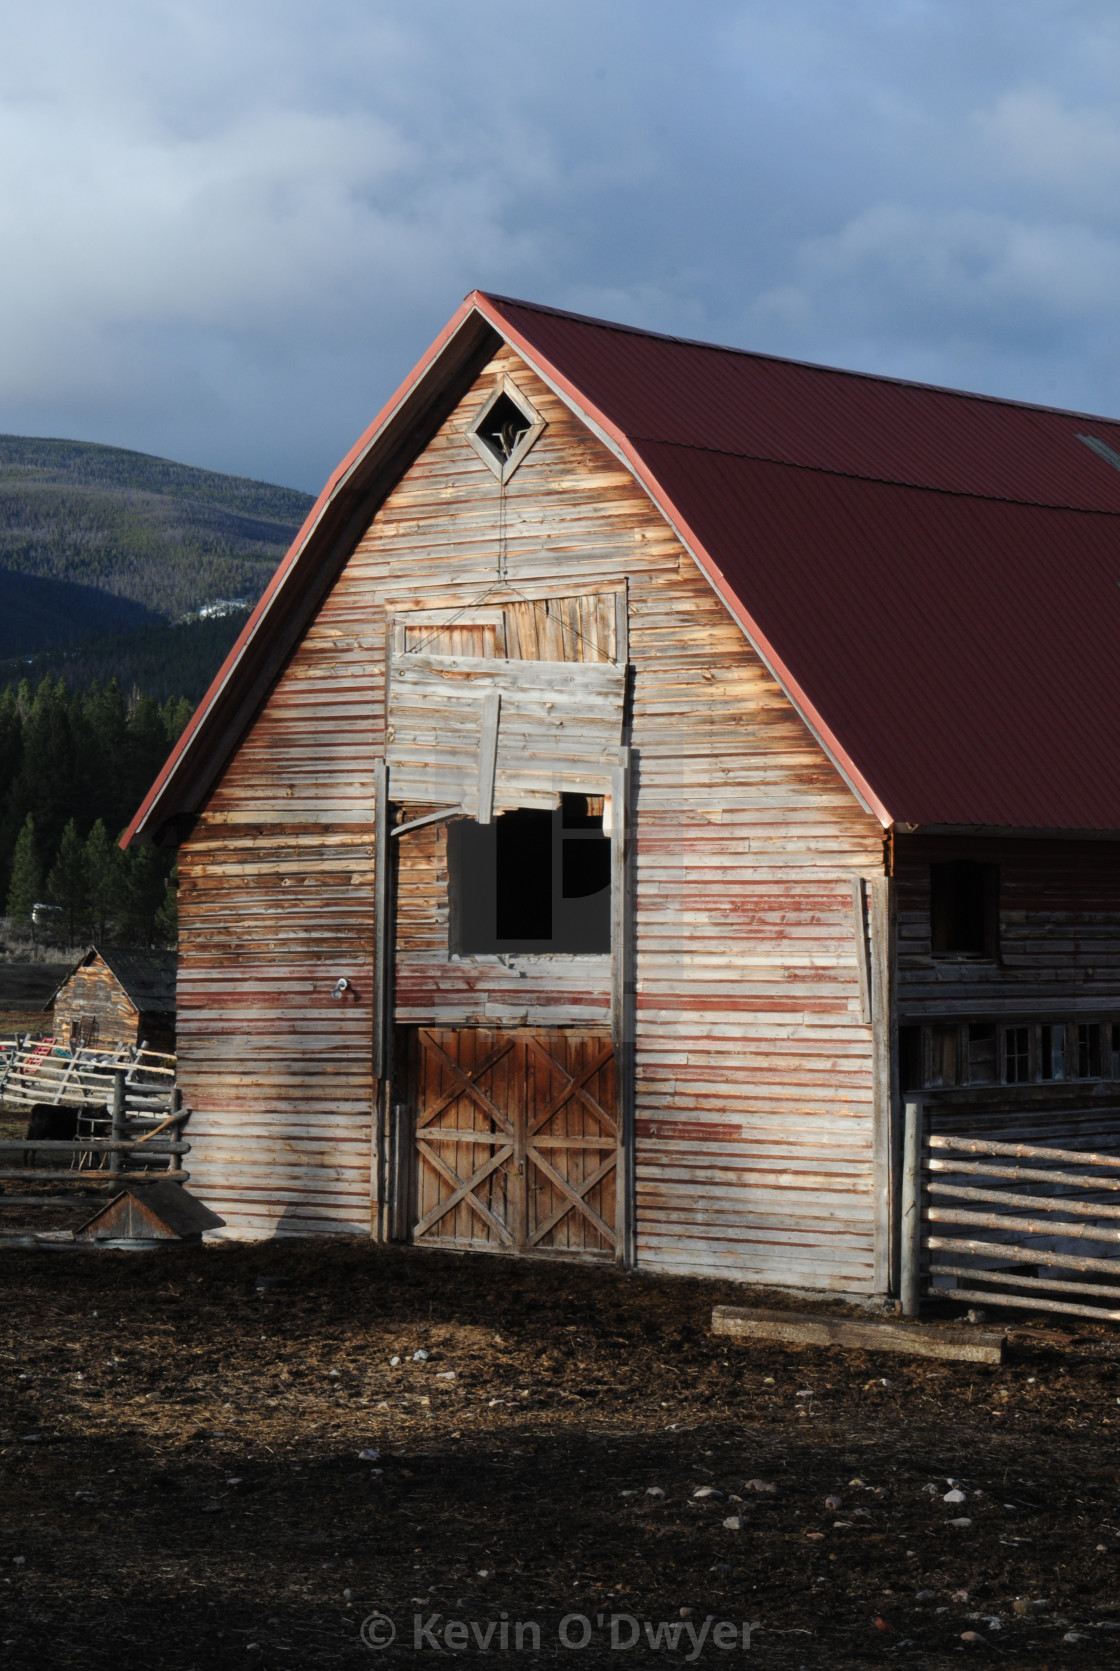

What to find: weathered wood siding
left=53, top=961, right=140, bottom=1052
left=896, top=834, right=1120, bottom=1021
left=177, top=344, right=886, bottom=1286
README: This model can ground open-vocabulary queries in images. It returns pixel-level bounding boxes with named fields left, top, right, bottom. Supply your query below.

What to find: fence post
left=108, top=1069, right=127, bottom=1177
left=169, top=1087, right=183, bottom=1173
left=900, top=1098, right=924, bottom=1317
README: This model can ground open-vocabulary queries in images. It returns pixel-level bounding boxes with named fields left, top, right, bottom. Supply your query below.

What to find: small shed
left=122, top=292, right=1120, bottom=1298
left=51, top=948, right=176, bottom=1054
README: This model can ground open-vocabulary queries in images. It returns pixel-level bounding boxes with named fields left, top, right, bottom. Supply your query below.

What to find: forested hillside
left=12, top=609, right=251, bottom=704
left=0, top=435, right=313, bottom=620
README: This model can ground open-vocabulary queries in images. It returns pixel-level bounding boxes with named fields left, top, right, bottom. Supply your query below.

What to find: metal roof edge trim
left=122, top=294, right=493, bottom=848
left=473, top=295, right=895, bottom=828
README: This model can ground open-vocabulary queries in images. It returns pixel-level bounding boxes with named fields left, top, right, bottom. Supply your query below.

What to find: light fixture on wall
left=330, top=978, right=350, bottom=1000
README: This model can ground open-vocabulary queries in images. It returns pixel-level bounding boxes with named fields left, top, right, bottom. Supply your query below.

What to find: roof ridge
left=479, top=290, right=1120, bottom=430
left=632, top=433, right=1120, bottom=516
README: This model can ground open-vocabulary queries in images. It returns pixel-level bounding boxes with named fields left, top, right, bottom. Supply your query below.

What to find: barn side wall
left=177, top=345, right=886, bottom=1288
left=896, top=833, right=1120, bottom=1020
left=53, top=962, right=140, bottom=1052
left=895, top=833, right=1120, bottom=1141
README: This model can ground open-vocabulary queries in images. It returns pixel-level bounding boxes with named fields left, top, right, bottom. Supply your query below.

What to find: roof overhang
left=129, top=290, right=1105, bottom=847
left=124, top=300, right=503, bottom=845
left=894, top=824, right=1120, bottom=842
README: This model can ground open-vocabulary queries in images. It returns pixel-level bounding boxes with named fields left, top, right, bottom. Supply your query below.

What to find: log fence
left=0, top=1035, right=188, bottom=1231
left=900, top=1099, right=1120, bottom=1324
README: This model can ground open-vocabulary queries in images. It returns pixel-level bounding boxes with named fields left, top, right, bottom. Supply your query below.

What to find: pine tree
left=6, top=814, right=41, bottom=929
left=8, top=677, right=79, bottom=865
left=117, top=844, right=173, bottom=947
left=124, top=693, right=173, bottom=825
left=48, top=818, right=90, bottom=944
left=85, top=820, right=123, bottom=943
left=83, top=679, right=129, bottom=832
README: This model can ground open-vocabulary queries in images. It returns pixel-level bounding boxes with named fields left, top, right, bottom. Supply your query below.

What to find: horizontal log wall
left=896, top=834, right=1120, bottom=1020
left=53, top=963, right=139, bottom=1052
left=178, top=345, right=886, bottom=1285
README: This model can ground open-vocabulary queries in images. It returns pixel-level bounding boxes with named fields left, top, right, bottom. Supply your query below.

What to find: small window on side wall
left=930, top=860, right=1000, bottom=959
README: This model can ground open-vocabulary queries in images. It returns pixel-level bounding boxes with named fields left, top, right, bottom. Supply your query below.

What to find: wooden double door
left=403, top=1027, right=619, bottom=1260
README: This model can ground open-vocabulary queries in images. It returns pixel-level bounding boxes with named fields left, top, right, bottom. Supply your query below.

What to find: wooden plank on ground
left=711, top=1303, right=1005, bottom=1363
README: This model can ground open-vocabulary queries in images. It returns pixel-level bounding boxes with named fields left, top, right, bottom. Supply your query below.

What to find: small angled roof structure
left=125, top=292, right=1120, bottom=842
left=75, top=1182, right=224, bottom=1243
left=52, top=948, right=176, bottom=1012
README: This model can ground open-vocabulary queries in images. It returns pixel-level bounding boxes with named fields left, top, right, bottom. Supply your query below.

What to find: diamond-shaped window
left=467, top=379, right=546, bottom=483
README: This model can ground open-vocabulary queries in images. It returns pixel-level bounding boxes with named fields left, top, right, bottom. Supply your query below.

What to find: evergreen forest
left=0, top=677, right=191, bottom=949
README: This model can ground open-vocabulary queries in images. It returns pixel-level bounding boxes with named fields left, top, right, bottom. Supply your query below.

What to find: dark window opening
left=905, top=1016, right=1120, bottom=1090
left=474, top=392, right=533, bottom=466
left=899, top=1025, right=923, bottom=1092
left=1041, top=1023, right=1066, bottom=1081
left=69, top=1015, right=96, bottom=1050
left=1078, top=1021, right=1102, bottom=1079
left=562, top=840, right=611, bottom=900
left=930, top=860, right=1000, bottom=958
left=496, top=810, right=552, bottom=940
left=967, top=1022, right=997, bottom=1084
left=1004, top=1025, right=1030, bottom=1083
left=449, top=794, right=611, bottom=954
left=930, top=1024, right=959, bottom=1087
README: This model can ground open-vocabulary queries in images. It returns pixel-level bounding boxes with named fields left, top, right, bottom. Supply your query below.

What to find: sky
left=4, top=0, right=1120, bottom=492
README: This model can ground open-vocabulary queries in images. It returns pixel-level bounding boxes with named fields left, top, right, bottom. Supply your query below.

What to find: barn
left=124, top=293, right=1120, bottom=1298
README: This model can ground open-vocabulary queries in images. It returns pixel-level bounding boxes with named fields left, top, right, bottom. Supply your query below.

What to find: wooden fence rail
left=0, top=1036, right=177, bottom=1117
left=0, top=1041, right=189, bottom=1229
left=901, top=1100, right=1120, bottom=1324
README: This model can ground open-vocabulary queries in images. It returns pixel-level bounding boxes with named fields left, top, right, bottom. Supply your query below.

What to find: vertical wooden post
left=372, top=758, right=392, bottom=1239
left=611, top=746, right=635, bottom=1268
left=169, top=1086, right=183, bottom=1173
left=475, top=691, right=500, bottom=824
left=867, top=874, right=895, bottom=1295
left=109, top=1068, right=126, bottom=1177
left=900, top=1098, right=924, bottom=1317
left=851, top=877, right=872, bottom=1026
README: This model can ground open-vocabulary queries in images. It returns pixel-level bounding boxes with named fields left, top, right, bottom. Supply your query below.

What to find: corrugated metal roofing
left=125, top=291, right=1120, bottom=840
left=482, top=294, right=1120, bottom=831
left=483, top=294, right=1120, bottom=514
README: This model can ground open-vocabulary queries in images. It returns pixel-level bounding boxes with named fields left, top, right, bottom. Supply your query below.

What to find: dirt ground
left=2, top=1240, right=1120, bottom=1671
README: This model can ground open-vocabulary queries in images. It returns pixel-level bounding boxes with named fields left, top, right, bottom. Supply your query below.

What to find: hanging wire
left=400, top=464, right=615, bottom=663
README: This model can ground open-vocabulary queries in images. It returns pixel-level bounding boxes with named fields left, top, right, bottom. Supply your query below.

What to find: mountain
left=0, top=435, right=315, bottom=698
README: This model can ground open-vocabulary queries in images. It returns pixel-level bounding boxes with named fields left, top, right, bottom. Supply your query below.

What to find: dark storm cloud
left=3, top=0, right=1120, bottom=489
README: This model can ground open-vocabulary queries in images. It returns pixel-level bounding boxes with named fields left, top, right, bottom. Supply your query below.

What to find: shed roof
left=56, top=948, right=176, bottom=1012
left=124, top=293, right=1120, bottom=839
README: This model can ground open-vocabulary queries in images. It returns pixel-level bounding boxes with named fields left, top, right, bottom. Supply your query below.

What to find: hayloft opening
left=449, top=794, right=611, bottom=954
left=930, top=860, right=999, bottom=959
left=474, top=392, right=533, bottom=466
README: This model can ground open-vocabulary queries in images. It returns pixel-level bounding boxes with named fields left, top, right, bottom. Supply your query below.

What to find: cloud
left=980, top=85, right=1120, bottom=197
left=3, top=1, right=1120, bottom=487
left=754, top=203, right=1120, bottom=337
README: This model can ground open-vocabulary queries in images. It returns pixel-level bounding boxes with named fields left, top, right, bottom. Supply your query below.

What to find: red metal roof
left=483, top=294, right=1120, bottom=514
left=125, top=292, right=1120, bottom=842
